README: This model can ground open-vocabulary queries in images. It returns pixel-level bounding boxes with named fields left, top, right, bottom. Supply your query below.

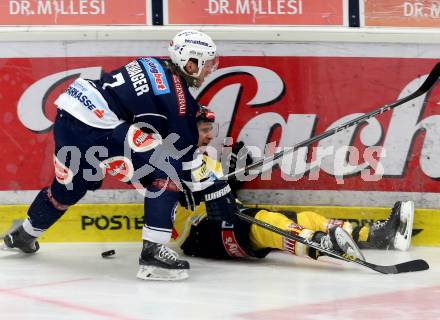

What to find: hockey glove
left=203, top=180, right=238, bottom=223
left=229, top=141, right=253, bottom=174
left=227, top=141, right=254, bottom=194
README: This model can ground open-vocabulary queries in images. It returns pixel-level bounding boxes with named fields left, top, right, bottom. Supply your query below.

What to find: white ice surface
left=0, top=243, right=439, bottom=320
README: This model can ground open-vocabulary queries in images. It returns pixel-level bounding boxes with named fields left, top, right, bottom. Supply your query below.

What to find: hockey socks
left=25, top=187, right=68, bottom=237
left=249, top=210, right=365, bottom=260
left=249, top=210, right=315, bottom=257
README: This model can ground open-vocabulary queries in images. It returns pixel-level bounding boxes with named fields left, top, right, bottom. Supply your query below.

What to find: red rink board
left=1, top=56, right=439, bottom=193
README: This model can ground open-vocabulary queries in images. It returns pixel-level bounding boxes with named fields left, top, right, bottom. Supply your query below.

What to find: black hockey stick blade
left=356, top=258, right=429, bottom=274
left=235, top=211, right=430, bottom=274
left=395, top=259, right=430, bottom=273
left=224, top=62, right=440, bottom=180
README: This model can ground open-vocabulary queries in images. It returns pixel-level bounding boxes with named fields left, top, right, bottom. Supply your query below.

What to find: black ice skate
left=3, top=226, right=40, bottom=253
left=137, top=240, right=190, bottom=281
left=311, top=226, right=365, bottom=261
left=363, top=201, right=414, bottom=251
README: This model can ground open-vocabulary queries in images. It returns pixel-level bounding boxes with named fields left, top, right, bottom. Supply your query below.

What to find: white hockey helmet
left=168, top=30, right=218, bottom=77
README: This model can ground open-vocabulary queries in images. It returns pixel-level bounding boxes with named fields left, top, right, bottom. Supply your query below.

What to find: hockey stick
left=223, top=62, right=440, bottom=180
left=235, top=211, right=429, bottom=274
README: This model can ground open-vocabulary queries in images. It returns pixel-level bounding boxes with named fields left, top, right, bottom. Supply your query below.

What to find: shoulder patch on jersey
left=139, top=58, right=170, bottom=96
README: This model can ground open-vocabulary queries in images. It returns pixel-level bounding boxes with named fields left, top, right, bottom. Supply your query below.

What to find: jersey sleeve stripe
left=134, top=113, right=168, bottom=119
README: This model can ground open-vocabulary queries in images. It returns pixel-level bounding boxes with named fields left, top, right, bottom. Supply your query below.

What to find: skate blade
left=136, top=265, right=189, bottom=281
left=394, top=201, right=414, bottom=251
left=0, top=242, right=21, bottom=257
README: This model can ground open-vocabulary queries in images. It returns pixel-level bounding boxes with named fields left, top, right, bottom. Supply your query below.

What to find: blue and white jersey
left=56, top=57, right=199, bottom=163
left=55, top=78, right=124, bottom=129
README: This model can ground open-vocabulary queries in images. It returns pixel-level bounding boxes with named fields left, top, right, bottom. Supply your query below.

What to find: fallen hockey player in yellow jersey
left=172, top=106, right=414, bottom=264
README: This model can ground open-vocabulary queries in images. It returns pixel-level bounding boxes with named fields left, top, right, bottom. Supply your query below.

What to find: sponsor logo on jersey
left=221, top=229, right=248, bottom=258
left=282, top=222, right=304, bottom=254
left=139, top=57, right=170, bottom=96
left=283, top=238, right=297, bottom=255
left=287, top=223, right=304, bottom=234
left=65, top=84, right=105, bottom=118
left=127, top=125, right=162, bottom=152
left=99, top=156, right=134, bottom=183
left=191, top=158, right=213, bottom=182
left=172, top=74, right=187, bottom=116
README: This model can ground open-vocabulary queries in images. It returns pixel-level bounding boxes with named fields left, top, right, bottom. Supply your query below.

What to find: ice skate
left=394, top=201, right=414, bottom=251
left=365, top=201, right=414, bottom=251
left=137, top=240, right=189, bottom=281
left=313, top=226, right=365, bottom=261
left=3, top=226, right=40, bottom=254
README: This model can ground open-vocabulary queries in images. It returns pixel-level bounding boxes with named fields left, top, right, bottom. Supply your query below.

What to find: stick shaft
left=235, top=210, right=429, bottom=274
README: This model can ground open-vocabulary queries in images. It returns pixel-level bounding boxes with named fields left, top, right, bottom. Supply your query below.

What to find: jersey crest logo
left=140, top=58, right=170, bottom=96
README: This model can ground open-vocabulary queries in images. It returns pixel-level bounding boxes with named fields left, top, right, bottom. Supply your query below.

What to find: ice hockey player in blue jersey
left=3, top=30, right=219, bottom=281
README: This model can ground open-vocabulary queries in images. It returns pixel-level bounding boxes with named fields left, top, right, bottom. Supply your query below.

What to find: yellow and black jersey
left=170, top=154, right=223, bottom=247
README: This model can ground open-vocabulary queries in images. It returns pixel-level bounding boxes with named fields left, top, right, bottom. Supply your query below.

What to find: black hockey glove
left=229, top=141, right=253, bottom=174
left=203, top=180, right=238, bottom=223
left=178, top=183, right=202, bottom=211
left=227, top=141, right=254, bottom=194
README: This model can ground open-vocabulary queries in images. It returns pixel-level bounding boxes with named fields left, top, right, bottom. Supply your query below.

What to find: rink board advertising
left=0, top=0, right=147, bottom=25
left=363, top=0, right=440, bottom=27
left=1, top=56, right=439, bottom=196
left=4, top=0, right=440, bottom=28
left=165, top=0, right=346, bottom=25
left=0, top=203, right=436, bottom=245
